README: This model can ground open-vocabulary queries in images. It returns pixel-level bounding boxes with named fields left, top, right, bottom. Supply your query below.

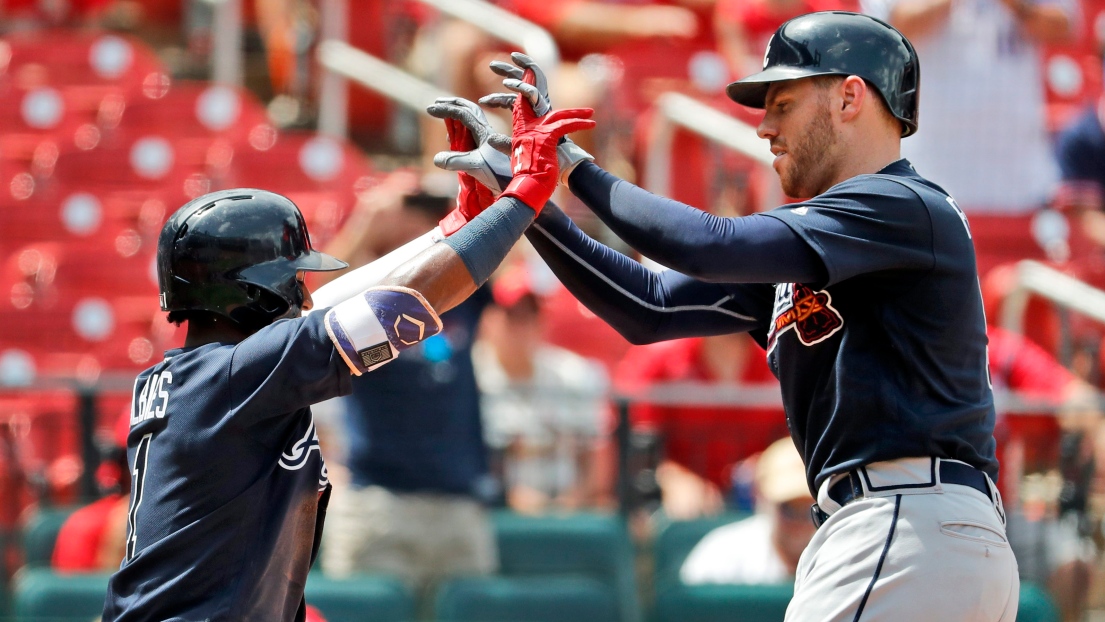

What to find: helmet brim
left=725, top=66, right=837, bottom=108
left=293, top=250, right=348, bottom=272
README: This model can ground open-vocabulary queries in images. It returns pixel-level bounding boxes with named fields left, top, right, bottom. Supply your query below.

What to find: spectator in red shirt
left=615, top=333, right=785, bottom=519
left=52, top=411, right=130, bottom=573
left=715, top=0, right=850, bottom=80
left=988, top=325, right=1100, bottom=622
left=500, top=0, right=705, bottom=62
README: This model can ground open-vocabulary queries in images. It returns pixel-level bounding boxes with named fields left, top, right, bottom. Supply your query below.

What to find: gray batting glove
left=426, top=96, right=513, bottom=193
left=488, top=52, right=551, bottom=116
left=481, top=52, right=594, bottom=186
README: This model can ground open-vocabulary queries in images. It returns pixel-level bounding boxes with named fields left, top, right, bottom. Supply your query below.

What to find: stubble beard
left=778, top=102, right=836, bottom=199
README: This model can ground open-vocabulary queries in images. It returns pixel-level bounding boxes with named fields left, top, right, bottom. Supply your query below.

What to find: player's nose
left=757, top=118, right=777, bottom=141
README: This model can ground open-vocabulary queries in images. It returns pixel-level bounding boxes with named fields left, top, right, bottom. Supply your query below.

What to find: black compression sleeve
left=568, top=162, right=827, bottom=284
left=526, top=203, right=770, bottom=345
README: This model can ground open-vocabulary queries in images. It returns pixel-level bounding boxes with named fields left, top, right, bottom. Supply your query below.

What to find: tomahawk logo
left=766, top=283, right=844, bottom=353
left=279, top=418, right=329, bottom=489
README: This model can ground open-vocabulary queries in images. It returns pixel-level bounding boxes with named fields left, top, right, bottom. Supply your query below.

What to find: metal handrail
left=317, top=40, right=510, bottom=133
left=210, top=0, right=243, bottom=86
left=612, top=381, right=1095, bottom=416
left=643, top=92, right=779, bottom=207
left=315, top=0, right=556, bottom=138
left=318, top=40, right=452, bottom=115
left=415, top=0, right=560, bottom=70
left=999, top=259, right=1105, bottom=334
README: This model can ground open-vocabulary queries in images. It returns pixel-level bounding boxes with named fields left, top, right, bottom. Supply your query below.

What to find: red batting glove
left=500, top=76, right=595, bottom=213
left=438, top=117, right=497, bottom=236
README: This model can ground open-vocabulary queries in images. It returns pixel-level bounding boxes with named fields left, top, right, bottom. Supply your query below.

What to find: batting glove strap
left=324, top=286, right=443, bottom=375
left=558, top=139, right=594, bottom=186
left=502, top=175, right=553, bottom=213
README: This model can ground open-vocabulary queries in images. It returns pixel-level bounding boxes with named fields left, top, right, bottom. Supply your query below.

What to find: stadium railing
left=642, top=92, right=780, bottom=210
left=313, top=0, right=556, bottom=139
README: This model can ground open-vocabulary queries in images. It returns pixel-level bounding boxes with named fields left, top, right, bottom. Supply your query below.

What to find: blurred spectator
left=410, top=1, right=712, bottom=175
left=500, top=0, right=703, bottom=61
left=318, top=173, right=498, bottom=601
left=1054, top=63, right=1105, bottom=259
left=51, top=411, right=130, bottom=573
left=715, top=0, right=848, bottom=80
left=862, top=0, right=1073, bottom=213
left=474, top=265, right=612, bottom=514
left=1, top=0, right=115, bottom=27
left=616, top=333, right=785, bottom=519
left=680, top=437, right=815, bottom=584
left=254, top=0, right=316, bottom=125
left=989, top=325, right=1100, bottom=622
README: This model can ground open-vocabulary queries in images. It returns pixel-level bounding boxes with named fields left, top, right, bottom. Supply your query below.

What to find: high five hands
left=425, top=52, right=596, bottom=223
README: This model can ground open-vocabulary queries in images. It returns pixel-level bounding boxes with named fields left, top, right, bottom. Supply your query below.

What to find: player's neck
left=821, top=122, right=902, bottom=193
left=825, top=146, right=901, bottom=193
left=184, top=314, right=252, bottom=347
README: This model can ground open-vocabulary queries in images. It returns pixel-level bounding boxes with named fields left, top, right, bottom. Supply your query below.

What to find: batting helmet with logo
left=726, top=11, right=920, bottom=137
left=157, top=189, right=347, bottom=331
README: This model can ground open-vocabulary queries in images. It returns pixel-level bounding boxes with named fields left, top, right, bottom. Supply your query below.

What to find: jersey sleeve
left=228, top=311, right=352, bottom=423
left=527, top=202, right=775, bottom=345
left=762, top=176, right=935, bottom=287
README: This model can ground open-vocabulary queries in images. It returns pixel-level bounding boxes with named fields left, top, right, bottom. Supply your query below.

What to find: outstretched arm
left=483, top=53, right=824, bottom=285
left=568, top=162, right=825, bottom=284
left=527, top=203, right=773, bottom=345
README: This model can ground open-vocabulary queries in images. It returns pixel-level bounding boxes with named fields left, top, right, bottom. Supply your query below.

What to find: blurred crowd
left=7, top=0, right=1105, bottom=619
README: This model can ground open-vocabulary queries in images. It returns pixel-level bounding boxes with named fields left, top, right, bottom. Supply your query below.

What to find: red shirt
left=615, top=337, right=787, bottom=489
left=716, top=0, right=853, bottom=38
left=988, top=326, right=1076, bottom=495
left=52, top=494, right=123, bottom=572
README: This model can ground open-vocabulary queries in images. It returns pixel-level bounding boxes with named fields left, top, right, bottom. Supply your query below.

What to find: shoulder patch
left=766, top=283, right=844, bottom=353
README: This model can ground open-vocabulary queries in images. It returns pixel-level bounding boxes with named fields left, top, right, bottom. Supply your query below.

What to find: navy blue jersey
left=344, top=287, right=491, bottom=495
left=760, top=160, right=997, bottom=490
left=534, top=159, right=997, bottom=495
left=103, top=311, right=351, bottom=622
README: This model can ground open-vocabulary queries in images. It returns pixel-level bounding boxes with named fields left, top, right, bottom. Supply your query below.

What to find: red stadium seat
left=0, top=186, right=171, bottom=254
left=0, top=30, right=164, bottom=98
left=109, top=81, right=273, bottom=179
left=35, top=133, right=210, bottom=208
left=221, top=132, right=377, bottom=245
left=0, top=242, right=158, bottom=307
left=967, top=214, right=1047, bottom=277
left=0, top=293, right=162, bottom=371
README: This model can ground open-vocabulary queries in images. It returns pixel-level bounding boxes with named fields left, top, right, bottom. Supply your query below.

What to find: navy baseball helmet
left=157, top=189, right=347, bottom=331
left=726, top=11, right=920, bottom=137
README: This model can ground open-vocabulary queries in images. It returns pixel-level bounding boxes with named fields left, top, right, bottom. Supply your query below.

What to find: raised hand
left=500, top=78, right=596, bottom=212
left=426, top=97, right=512, bottom=191
left=481, top=53, right=595, bottom=186
left=484, top=52, right=551, bottom=116
left=426, top=97, right=510, bottom=235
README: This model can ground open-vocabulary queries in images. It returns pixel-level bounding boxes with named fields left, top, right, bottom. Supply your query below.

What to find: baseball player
left=101, top=88, right=594, bottom=620
left=437, top=11, right=1016, bottom=621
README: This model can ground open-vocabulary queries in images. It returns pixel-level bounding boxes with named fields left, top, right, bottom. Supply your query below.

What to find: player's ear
left=838, top=75, right=866, bottom=123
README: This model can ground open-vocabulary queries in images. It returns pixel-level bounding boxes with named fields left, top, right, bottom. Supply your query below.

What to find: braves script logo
left=279, top=417, right=329, bottom=490
left=767, top=283, right=844, bottom=353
